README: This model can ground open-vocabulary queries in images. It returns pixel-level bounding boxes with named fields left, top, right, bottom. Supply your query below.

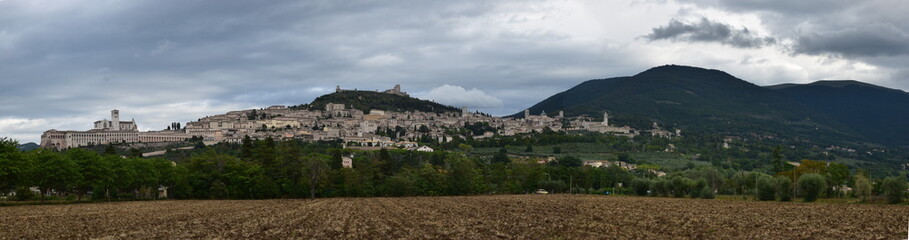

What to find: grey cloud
left=0, top=0, right=652, bottom=143
left=668, top=0, right=909, bottom=93
left=645, top=18, right=776, bottom=48
left=792, top=24, right=909, bottom=58
left=681, top=0, right=858, bottom=15
left=674, top=0, right=909, bottom=59
left=892, top=69, right=909, bottom=90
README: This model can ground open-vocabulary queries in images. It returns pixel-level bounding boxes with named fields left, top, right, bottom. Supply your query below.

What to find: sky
left=1, top=0, right=908, bottom=144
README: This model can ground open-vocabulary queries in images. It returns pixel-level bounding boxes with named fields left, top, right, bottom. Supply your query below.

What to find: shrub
left=13, top=187, right=36, bottom=201
left=700, top=185, right=715, bottom=199
left=662, top=180, right=672, bottom=196
left=797, top=173, right=826, bottom=202
left=756, top=174, right=776, bottom=201
left=882, top=176, right=906, bottom=204
left=632, top=178, right=651, bottom=196
left=776, top=176, right=792, bottom=202
left=669, top=177, right=690, bottom=198
left=651, top=179, right=668, bottom=197
left=853, top=175, right=872, bottom=202
left=538, top=180, right=567, bottom=194
left=691, top=179, right=707, bottom=199
left=210, top=180, right=230, bottom=199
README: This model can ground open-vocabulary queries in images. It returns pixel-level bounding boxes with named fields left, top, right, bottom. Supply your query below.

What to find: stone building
left=40, top=110, right=191, bottom=150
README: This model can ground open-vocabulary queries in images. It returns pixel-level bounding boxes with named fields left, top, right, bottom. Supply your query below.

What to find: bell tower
left=111, top=109, right=120, bottom=130
left=602, top=112, right=609, bottom=126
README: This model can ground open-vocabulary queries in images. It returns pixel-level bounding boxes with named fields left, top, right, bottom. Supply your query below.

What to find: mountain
left=517, top=65, right=859, bottom=144
left=17, top=142, right=38, bottom=151
left=768, top=80, right=909, bottom=145
left=304, top=90, right=460, bottom=114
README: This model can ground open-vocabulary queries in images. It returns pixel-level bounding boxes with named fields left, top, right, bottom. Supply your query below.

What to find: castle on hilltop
left=336, top=84, right=408, bottom=97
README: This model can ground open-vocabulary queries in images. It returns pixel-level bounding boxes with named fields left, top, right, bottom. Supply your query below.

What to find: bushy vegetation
left=304, top=90, right=460, bottom=114
left=882, top=176, right=906, bottom=204
left=669, top=177, right=690, bottom=198
left=632, top=178, right=651, bottom=196
left=776, top=176, right=791, bottom=202
left=798, top=174, right=826, bottom=202
left=699, top=184, right=715, bottom=199
left=853, top=175, right=872, bottom=202
left=1, top=133, right=905, bottom=205
left=756, top=174, right=776, bottom=201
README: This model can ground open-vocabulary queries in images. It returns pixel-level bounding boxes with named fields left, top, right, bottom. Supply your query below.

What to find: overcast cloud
left=646, top=18, right=776, bottom=48
left=1, top=0, right=907, bottom=143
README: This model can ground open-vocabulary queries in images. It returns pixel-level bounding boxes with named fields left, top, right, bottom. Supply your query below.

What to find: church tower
left=602, top=112, right=609, bottom=126
left=111, top=109, right=120, bottom=131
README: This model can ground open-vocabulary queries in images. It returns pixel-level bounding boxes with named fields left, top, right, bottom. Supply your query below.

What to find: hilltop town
left=40, top=85, right=680, bottom=150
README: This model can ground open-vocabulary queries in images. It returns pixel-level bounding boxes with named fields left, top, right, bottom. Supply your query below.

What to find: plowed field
left=1, top=195, right=906, bottom=239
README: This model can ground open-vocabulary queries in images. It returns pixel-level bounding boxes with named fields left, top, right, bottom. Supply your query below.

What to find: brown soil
left=0, top=195, right=906, bottom=239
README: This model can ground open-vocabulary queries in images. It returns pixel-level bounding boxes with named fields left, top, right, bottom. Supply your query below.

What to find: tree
left=853, top=175, right=872, bottom=202
left=330, top=149, right=343, bottom=170
left=66, top=148, right=112, bottom=201
left=798, top=173, right=826, bottom=202
left=128, top=148, right=142, bottom=158
left=771, top=145, right=784, bottom=174
left=103, top=144, right=117, bottom=156
left=457, top=144, right=473, bottom=153
left=882, top=176, right=906, bottom=204
left=557, top=156, right=583, bottom=168
left=254, top=137, right=277, bottom=167
left=632, top=178, right=651, bottom=196
left=700, top=184, right=715, bottom=199
left=303, top=154, right=330, bottom=199
left=448, top=156, right=481, bottom=195
left=691, top=178, right=707, bottom=199
left=777, top=176, right=792, bottom=202
left=240, top=135, right=254, bottom=160
left=756, top=174, right=776, bottom=201
left=617, top=152, right=633, bottom=163
left=669, top=177, right=690, bottom=198
left=524, top=144, right=533, bottom=152
left=825, top=163, right=850, bottom=198
left=28, top=150, right=82, bottom=201
left=539, top=180, right=567, bottom=193
left=779, top=159, right=828, bottom=182
left=491, top=148, right=510, bottom=164
left=552, top=146, right=562, bottom=154
left=210, top=180, right=229, bottom=199
left=0, top=138, right=27, bottom=194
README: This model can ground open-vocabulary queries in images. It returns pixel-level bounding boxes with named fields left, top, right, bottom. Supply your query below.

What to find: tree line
left=0, top=137, right=905, bottom=203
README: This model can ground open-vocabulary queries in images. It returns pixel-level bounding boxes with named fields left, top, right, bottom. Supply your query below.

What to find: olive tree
left=776, top=176, right=792, bottom=202
left=756, top=174, right=776, bottom=201
left=798, top=173, right=826, bottom=202
left=882, top=176, right=906, bottom=204
left=853, top=175, right=872, bottom=202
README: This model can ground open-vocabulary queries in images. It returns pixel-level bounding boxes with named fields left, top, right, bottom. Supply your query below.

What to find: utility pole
left=569, top=174, right=573, bottom=194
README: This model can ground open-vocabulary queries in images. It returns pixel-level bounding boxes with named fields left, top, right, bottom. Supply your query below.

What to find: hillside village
left=41, top=85, right=681, bottom=153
